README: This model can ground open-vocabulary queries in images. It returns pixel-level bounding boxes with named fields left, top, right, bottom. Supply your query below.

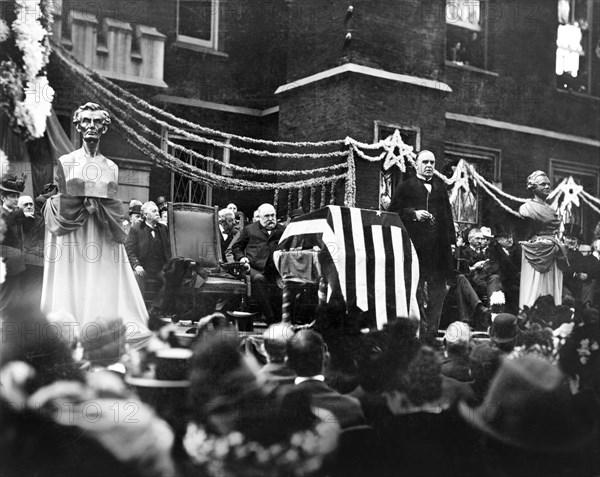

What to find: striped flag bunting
left=274, top=205, right=420, bottom=329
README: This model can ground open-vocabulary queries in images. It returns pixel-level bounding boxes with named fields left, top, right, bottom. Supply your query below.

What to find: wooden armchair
left=166, top=203, right=247, bottom=319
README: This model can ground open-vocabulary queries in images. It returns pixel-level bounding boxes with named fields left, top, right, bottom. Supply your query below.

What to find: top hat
left=459, top=355, right=597, bottom=452
left=290, top=208, right=305, bottom=220
left=0, top=175, right=25, bottom=194
left=488, top=313, right=519, bottom=343
left=492, top=222, right=512, bottom=237
left=563, top=223, right=582, bottom=240
left=129, top=204, right=142, bottom=216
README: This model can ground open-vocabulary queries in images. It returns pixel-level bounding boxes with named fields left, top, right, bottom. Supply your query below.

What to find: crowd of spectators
left=1, top=298, right=599, bottom=477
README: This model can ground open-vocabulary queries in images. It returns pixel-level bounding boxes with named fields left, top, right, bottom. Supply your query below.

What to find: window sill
left=445, top=61, right=499, bottom=77
left=556, top=88, right=600, bottom=102
left=60, top=37, right=73, bottom=50
left=174, top=39, right=228, bottom=58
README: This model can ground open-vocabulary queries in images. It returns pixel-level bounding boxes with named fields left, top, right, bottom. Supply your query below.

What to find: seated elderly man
left=218, top=208, right=238, bottom=262
left=229, top=203, right=285, bottom=324
left=125, top=201, right=171, bottom=314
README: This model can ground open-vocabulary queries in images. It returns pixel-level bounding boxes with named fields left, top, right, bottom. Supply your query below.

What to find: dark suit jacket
left=1, top=207, right=34, bottom=250
left=487, top=241, right=521, bottom=287
left=125, top=221, right=171, bottom=272
left=230, top=222, right=285, bottom=274
left=294, top=379, right=365, bottom=429
left=220, top=228, right=238, bottom=262
left=388, top=176, right=456, bottom=278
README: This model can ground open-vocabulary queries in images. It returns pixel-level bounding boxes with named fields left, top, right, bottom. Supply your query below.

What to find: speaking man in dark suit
left=125, top=201, right=171, bottom=309
left=388, top=150, right=456, bottom=337
left=229, top=203, right=285, bottom=323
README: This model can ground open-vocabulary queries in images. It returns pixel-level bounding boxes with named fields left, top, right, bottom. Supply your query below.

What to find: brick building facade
left=49, top=0, right=600, bottom=239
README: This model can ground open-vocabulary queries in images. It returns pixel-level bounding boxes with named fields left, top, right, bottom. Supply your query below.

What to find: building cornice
left=274, top=63, right=452, bottom=95
left=446, top=112, right=600, bottom=147
left=152, top=94, right=279, bottom=117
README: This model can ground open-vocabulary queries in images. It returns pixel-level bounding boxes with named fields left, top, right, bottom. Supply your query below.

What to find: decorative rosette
left=183, top=420, right=339, bottom=477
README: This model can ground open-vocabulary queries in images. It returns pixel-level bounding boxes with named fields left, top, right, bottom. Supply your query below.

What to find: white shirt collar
left=294, top=375, right=325, bottom=385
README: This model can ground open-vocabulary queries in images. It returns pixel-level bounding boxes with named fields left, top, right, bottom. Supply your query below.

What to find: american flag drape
left=274, top=205, right=420, bottom=329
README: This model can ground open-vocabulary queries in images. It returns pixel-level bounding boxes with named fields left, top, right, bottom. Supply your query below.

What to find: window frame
left=162, top=128, right=231, bottom=205
left=555, top=0, right=598, bottom=97
left=175, top=0, right=220, bottom=51
left=445, top=0, right=491, bottom=71
left=444, top=142, right=502, bottom=227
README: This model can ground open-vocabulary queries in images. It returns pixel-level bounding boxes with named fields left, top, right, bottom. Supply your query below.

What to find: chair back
left=168, top=203, right=222, bottom=269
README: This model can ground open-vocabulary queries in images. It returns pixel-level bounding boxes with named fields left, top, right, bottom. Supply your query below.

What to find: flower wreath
left=183, top=420, right=339, bottom=477
left=0, top=0, right=54, bottom=140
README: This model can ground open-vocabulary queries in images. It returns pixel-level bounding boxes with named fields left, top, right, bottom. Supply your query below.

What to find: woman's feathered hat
left=0, top=174, right=26, bottom=194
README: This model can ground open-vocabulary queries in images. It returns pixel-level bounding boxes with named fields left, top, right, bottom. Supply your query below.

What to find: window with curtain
left=446, top=0, right=490, bottom=70
left=556, top=0, right=599, bottom=96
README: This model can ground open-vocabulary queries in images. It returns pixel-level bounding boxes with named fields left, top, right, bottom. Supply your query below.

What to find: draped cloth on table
left=274, top=205, right=420, bottom=330
left=41, top=194, right=150, bottom=344
left=519, top=200, right=565, bottom=309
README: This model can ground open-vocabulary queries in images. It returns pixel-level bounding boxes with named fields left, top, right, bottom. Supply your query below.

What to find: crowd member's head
left=489, top=313, right=521, bottom=353
left=444, top=321, right=472, bottom=358
left=17, top=195, right=34, bottom=214
left=415, top=150, right=436, bottom=179
left=227, top=203, right=238, bottom=214
left=252, top=209, right=260, bottom=222
left=526, top=170, right=551, bottom=200
left=384, top=345, right=443, bottom=412
left=257, top=203, right=277, bottom=231
left=467, top=227, right=483, bottom=251
left=563, top=223, right=582, bottom=250
left=469, top=341, right=501, bottom=403
left=287, top=329, right=328, bottom=377
left=359, top=318, right=420, bottom=394
left=493, top=223, right=514, bottom=249
left=141, top=201, right=160, bottom=226
left=188, top=332, right=316, bottom=438
left=218, top=208, right=236, bottom=234
left=128, top=199, right=143, bottom=223
left=0, top=175, right=25, bottom=211
left=459, top=356, right=598, bottom=477
left=262, top=322, right=294, bottom=364
left=156, top=195, right=168, bottom=212
left=480, top=226, right=492, bottom=248
left=80, top=316, right=126, bottom=368
left=593, top=238, right=600, bottom=255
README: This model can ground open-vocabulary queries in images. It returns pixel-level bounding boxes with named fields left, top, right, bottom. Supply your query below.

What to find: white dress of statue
left=41, top=103, right=150, bottom=343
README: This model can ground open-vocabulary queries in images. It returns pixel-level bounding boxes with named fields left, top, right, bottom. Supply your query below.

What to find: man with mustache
left=229, top=203, right=285, bottom=323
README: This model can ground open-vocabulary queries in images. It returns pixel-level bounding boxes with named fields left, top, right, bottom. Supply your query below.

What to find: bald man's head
left=258, top=203, right=276, bottom=229
left=262, top=323, right=294, bottom=362
left=416, top=150, right=436, bottom=179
